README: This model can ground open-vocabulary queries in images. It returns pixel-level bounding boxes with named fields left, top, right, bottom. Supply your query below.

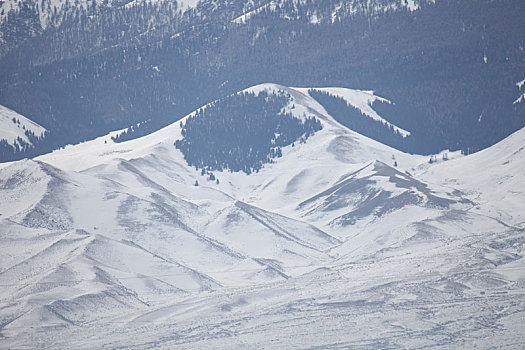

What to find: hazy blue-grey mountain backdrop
left=0, top=0, right=524, bottom=161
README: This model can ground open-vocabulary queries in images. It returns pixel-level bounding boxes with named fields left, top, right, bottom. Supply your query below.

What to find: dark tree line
left=174, top=91, right=322, bottom=174
left=0, top=129, right=50, bottom=162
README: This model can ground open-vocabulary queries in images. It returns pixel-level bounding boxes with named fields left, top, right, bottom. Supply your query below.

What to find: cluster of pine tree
left=112, top=120, right=154, bottom=143
left=174, top=91, right=321, bottom=174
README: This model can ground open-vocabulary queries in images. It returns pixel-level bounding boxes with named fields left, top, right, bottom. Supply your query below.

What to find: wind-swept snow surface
left=0, top=83, right=524, bottom=348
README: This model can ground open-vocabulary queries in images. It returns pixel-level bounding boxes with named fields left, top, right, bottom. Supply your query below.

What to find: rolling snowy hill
left=0, top=83, right=524, bottom=348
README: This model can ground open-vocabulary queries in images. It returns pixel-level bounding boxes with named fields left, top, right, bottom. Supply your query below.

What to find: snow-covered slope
left=421, top=126, right=525, bottom=226
left=0, top=83, right=524, bottom=348
left=0, top=104, right=46, bottom=147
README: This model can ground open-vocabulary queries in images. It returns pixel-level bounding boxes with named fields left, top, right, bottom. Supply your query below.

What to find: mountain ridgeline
left=0, top=0, right=524, bottom=162
left=175, top=91, right=322, bottom=174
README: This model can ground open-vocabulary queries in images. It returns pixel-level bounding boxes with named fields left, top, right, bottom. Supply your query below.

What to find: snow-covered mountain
left=0, top=104, right=46, bottom=147
left=0, top=83, right=523, bottom=348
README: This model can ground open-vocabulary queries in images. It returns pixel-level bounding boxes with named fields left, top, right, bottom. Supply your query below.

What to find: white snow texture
left=0, top=83, right=524, bottom=349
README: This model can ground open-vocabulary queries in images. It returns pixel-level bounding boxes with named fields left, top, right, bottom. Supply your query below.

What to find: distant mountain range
left=0, top=0, right=524, bottom=162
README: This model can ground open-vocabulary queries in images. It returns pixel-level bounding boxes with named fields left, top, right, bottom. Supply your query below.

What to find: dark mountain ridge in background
left=0, top=0, right=524, bottom=162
